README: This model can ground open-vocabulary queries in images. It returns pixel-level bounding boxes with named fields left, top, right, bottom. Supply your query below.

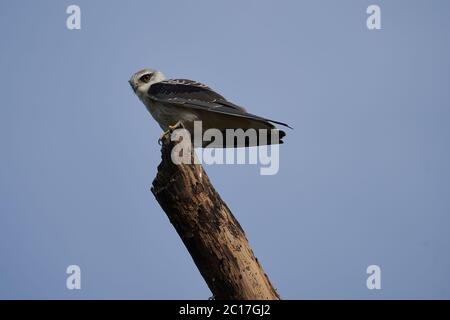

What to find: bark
left=150, top=131, right=280, bottom=300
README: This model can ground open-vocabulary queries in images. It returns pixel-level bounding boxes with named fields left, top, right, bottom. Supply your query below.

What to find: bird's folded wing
left=147, top=79, right=291, bottom=128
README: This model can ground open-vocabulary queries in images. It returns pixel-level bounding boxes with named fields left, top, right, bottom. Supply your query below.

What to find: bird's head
left=129, top=68, right=165, bottom=99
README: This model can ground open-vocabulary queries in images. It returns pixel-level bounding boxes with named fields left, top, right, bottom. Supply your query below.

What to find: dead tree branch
left=150, top=132, right=280, bottom=300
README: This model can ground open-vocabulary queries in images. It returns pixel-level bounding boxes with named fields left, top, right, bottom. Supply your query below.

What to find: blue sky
left=1, top=0, right=449, bottom=299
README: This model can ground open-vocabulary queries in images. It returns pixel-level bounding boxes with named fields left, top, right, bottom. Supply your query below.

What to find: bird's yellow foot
left=168, top=121, right=184, bottom=131
left=158, top=121, right=184, bottom=145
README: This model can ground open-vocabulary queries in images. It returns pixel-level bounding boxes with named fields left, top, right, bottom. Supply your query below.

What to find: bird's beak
left=129, top=80, right=137, bottom=93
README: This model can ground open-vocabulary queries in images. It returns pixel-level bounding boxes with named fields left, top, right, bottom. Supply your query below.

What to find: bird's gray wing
left=147, top=79, right=291, bottom=128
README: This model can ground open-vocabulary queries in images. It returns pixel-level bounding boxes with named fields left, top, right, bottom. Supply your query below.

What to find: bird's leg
left=158, top=121, right=184, bottom=145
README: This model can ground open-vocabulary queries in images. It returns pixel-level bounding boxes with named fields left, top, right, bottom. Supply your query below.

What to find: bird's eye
left=139, top=73, right=152, bottom=83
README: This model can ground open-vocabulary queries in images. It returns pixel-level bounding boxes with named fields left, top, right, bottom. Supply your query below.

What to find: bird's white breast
left=142, top=97, right=197, bottom=131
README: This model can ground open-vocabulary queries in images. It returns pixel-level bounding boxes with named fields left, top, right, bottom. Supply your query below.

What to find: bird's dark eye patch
left=139, top=73, right=152, bottom=83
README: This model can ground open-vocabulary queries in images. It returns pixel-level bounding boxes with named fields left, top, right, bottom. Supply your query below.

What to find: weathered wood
left=151, top=132, right=280, bottom=300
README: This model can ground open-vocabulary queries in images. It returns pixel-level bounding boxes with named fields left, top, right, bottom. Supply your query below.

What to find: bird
left=129, top=68, right=291, bottom=148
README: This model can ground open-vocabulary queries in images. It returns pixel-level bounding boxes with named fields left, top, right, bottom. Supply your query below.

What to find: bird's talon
left=168, top=121, right=183, bottom=131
